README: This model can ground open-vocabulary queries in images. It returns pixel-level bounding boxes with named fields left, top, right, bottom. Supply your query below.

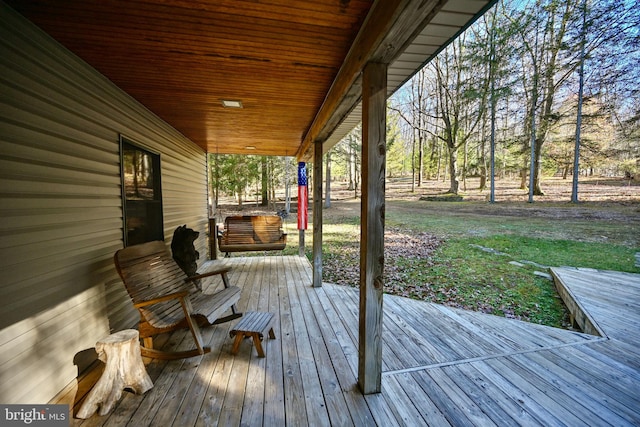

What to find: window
left=120, top=137, right=164, bottom=246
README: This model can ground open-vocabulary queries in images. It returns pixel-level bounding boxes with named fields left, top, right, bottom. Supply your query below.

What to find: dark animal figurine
left=171, top=225, right=201, bottom=289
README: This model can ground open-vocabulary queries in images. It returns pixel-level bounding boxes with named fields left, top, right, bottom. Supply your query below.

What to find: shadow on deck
left=61, top=256, right=640, bottom=426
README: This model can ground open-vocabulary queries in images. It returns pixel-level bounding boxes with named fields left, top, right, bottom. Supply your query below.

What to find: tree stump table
left=76, top=329, right=153, bottom=419
left=229, top=311, right=276, bottom=357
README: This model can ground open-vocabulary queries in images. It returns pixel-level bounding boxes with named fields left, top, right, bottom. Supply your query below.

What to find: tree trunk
left=448, top=145, right=459, bottom=194
left=436, top=142, right=442, bottom=181
left=76, top=330, right=153, bottom=418
left=479, top=117, right=487, bottom=191
left=519, top=167, right=527, bottom=190
left=418, top=133, right=424, bottom=187
left=212, top=154, right=220, bottom=210
left=236, top=186, right=243, bottom=207
left=285, top=156, right=291, bottom=213
left=324, top=150, right=331, bottom=208
left=571, top=0, right=587, bottom=203
left=533, top=138, right=544, bottom=195
left=411, top=129, right=416, bottom=193
left=429, top=137, right=438, bottom=181
left=353, top=157, right=359, bottom=199
left=261, top=157, right=268, bottom=206
left=462, top=140, right=468, bottom=192
left=347, top=143, right=355, bottom=191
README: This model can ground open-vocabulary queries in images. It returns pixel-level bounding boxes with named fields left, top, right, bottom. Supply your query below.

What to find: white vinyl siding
left=0, top=4, right=209, bottom=404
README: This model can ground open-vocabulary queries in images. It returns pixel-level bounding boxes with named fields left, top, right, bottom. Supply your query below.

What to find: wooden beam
left=312, top=140, right=323, bottom=288
left=297, top=0, right=446, bottom=161
left=296, top=0, right=405, bottom=160
left=358, top=61, right=387, bottom=394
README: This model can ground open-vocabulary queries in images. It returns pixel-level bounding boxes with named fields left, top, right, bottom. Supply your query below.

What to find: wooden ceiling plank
left=145, top=0, right=370, bottom=29
left=65, top=45, right=344, bottom=75
left=40, top=25, right=352, bottom=56
left=19, top=1, right=367, bottom=31
left=21, top=16, right=355, bottom=60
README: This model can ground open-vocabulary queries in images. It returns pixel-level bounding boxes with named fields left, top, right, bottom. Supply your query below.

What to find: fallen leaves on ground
left=323, top=226, right=442, bottom=291
left=322, top=227, right=553, bottom=324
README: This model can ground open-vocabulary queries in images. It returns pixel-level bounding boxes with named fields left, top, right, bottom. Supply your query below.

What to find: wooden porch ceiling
left=7, top=0, right=494, bottom=159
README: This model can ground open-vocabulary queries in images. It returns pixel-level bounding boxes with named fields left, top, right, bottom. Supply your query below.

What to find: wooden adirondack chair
left=114, top=241, right=242, bottom=360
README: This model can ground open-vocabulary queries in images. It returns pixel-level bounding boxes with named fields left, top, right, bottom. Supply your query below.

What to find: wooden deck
left=551, top=266, right=640, bottom=341
left=63, top=257, right=640, bottom=426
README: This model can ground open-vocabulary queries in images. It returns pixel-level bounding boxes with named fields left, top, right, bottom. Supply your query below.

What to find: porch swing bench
left=114, top=241, right=242, bottom=360
left=217, top=215, right=287, bottom=256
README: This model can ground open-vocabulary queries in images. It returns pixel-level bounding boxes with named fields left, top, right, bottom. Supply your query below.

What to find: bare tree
left=508, top=0, right=580, bottom=197
left=430, top=36, right=490, bottom=194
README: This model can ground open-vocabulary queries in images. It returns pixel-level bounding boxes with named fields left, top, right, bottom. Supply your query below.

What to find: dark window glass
left=120, top=138, right=164, bottom=246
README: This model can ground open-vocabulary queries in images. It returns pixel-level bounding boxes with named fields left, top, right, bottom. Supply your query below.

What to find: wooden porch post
left=358, top=61, right=387, bottom=394
left=312, top=140, right=323, bottom=287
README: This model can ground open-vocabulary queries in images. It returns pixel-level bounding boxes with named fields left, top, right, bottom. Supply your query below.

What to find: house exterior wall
left=0, top=4, right=210, bottom=404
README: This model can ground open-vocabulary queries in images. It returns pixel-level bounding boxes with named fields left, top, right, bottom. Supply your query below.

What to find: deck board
left=63, top=257, right=640, bottom=426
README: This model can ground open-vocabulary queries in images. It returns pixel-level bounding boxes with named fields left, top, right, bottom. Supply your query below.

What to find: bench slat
left=231, top=311, right=274, bottom=334
left=218, top=215, right=287, bottom=253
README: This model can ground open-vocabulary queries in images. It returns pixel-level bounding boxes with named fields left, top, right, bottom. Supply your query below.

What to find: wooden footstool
left=230, top=311, right=276, bottom=357
left=76, top=329, right=153, bottom=419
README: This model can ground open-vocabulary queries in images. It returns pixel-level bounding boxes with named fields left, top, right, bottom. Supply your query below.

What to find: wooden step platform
left=229, top=311, right=276, bottom=357
left=551, top=266, right=640, bottom=341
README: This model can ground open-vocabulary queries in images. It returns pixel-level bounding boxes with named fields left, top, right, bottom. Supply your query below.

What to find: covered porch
left=1, top=0, right=499, bottom=405
left=3, top=1, right=639, bottom=422
left=60, top=256, right=640, bottom=426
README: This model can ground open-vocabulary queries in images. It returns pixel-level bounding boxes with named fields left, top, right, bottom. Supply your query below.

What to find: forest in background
left=209, top=0, right=639, bottom=207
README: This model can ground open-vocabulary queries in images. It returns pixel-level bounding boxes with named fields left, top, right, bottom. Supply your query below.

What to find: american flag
left=297, top=162, right=308, bottom=230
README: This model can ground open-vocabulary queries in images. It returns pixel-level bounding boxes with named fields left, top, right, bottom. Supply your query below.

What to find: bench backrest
left=224, top=216, right=256, bottom=244
left=114, top=241, right=190, bottom=306
left=223, top=215, right=284, bottom=244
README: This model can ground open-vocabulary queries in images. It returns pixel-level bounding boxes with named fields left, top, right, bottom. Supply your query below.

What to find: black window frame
left=119, top=136, right=164, bottom=247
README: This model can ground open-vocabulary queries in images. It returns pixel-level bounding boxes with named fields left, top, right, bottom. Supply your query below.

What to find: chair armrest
left=133, top=290, right=189, bottom=308
left=185, top=266, right=232, bottom=283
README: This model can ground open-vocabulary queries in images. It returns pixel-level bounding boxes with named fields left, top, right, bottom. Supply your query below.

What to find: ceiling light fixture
left=221, top=99, right=243, bottom=108
left=244, top=146, right=256, bottom=150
